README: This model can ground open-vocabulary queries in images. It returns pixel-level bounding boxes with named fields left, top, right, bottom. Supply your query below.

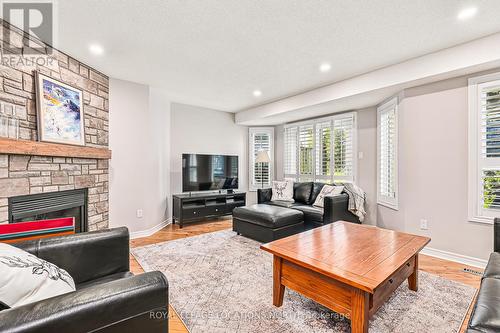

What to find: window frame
left=283, top=112, right=357, bottom=183
left=468, top=72, right=500, bottom=224
left=248, top=127, right=274, bottom=191
left=377, top=97, right=399, bottom=210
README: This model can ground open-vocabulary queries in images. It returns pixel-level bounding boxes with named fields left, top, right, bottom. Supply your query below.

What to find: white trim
left=467, top=71, right=500, bottom=224
left=420, top=246, right=488, bottom=269
left=130, top=218, right=172, bottom=239
left=248, top=127, right=274, bottom=191
left=377, top=97, right=399, bottom=210
left=283, top=112, right=356, bottom=128
left=352, top=112, right=358, bottom=183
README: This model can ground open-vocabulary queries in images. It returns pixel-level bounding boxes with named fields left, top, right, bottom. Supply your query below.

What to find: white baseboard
left=420, top=246, right=488, bottom=269
left=130, top=219, right=172, bottom=239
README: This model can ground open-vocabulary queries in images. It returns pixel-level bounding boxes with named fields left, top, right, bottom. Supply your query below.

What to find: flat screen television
left=182, top=154, right=239, bottom=192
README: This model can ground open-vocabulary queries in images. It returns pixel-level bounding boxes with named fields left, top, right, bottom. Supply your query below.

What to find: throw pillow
left=0, top=242, right=76, bottom=308
left=313, top=184, right=344, bottom=208
left=271, top=180, right=294, bottom=202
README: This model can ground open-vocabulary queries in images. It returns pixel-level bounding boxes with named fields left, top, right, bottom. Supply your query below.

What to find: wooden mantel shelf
left=0, top=138, right=112, bottom=159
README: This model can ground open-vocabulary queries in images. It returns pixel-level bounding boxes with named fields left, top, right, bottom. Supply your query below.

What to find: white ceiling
left=54, top=0, right=500, bottom=112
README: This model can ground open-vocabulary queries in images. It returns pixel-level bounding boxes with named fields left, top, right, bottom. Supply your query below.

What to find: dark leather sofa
left=0, top=227, right=169, bottom=333
left=233, top=182, right=361, bottom=243
left=257, top=181, right=360, bottom=229
left=467, top=218, right=500, bottom=333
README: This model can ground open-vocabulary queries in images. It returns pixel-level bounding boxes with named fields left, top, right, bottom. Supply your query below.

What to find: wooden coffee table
left=260, top=221, right=430, bottom=333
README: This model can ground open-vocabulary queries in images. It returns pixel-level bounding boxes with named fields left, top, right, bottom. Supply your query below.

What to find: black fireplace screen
left=8, top=188, right=88, bottom=233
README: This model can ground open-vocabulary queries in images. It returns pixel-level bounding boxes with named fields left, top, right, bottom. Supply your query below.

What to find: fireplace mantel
left=0, top=137, right=111, bottom=159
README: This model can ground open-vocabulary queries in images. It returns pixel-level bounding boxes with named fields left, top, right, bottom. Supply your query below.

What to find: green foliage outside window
left=321, top=128, right=331, bottom=175
left=484, top=170, right=500, bottom=209
left=298, top=126, right=348, bottom=177
left=334, top=128, right=346, bottom=176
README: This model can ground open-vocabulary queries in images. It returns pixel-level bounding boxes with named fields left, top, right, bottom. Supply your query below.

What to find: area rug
left=131, top=230, right=475, bottom=333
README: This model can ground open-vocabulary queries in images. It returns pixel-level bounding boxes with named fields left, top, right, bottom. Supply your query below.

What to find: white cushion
left=313, top=185, right=344, bottom=208
left=0, top=242, right=75, bottom=308
left=271, top=180, right=294, bottom=202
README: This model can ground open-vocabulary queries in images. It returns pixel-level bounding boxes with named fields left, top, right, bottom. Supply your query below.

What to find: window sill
left=377, top=201, right=399, bottom=211
left=468, top=215, right=494, bottom=225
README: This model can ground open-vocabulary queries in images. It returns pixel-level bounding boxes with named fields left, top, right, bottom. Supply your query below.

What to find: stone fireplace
left=0, top=20, right=110, bottom=232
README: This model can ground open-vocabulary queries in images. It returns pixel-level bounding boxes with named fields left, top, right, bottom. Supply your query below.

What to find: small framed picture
left=35, top=72, right=85, bottom=146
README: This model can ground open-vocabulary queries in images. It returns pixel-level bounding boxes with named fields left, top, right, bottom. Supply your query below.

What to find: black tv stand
left=172, top=191, right=246, bottom=228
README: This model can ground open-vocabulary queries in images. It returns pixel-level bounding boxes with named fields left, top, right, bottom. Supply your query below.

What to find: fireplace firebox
left=8, top=189, right=88, bottom=233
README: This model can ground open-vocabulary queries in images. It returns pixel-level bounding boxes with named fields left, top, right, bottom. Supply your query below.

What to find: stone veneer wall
left=0, top=20, right=109, bottom=230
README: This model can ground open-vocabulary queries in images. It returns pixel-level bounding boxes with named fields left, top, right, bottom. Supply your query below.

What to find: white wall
left=109, top=79, right=171, bottom=234
left=356, top=108, right=377, bottom=226
left=169, top=103, right=254, bottom=203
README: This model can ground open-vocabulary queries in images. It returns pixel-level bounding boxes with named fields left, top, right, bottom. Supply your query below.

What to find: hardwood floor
left=129, top=218, right=482, bottom=333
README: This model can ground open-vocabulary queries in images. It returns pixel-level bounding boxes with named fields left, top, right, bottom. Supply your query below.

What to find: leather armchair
left=0, top=227, right=168, bottom=333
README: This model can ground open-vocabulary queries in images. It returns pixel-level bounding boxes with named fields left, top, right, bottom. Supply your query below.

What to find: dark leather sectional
left=0, top=227, right=169, bottom=333
left=233, top=182, right=360, bottom=242
left=467, top=218, right=500, bottom=332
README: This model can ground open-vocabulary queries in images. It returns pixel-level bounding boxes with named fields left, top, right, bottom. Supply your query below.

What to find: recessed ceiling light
left=319, top=63, right=331, bottom=73
left=253, top=90, right=262, bottom=97
left=89, top=44, right=104, bottom=56
left=457, top=7, right=477, bottom=20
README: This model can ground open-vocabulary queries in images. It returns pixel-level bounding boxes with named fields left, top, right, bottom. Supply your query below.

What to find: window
left=284, top=113, right=356, bottom=183
left=468, top=73, right=500, bottom=223
left=315, top=121, right=331, bottom=181
left=299, top=124, right=314, bottom=180
left=284, top=126, right=297, bottom=179
left=249, top=127, right=274, bottom=191
left=377, top=97, right=398, bottom=209
left=333, top=116, right=355, bottom=181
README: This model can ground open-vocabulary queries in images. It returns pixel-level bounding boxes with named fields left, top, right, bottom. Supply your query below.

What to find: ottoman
left=233, top=204, right=304, bottom=243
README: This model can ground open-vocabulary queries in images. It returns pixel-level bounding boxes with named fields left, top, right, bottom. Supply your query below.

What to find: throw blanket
left=339, top=182, right=366, bottom=222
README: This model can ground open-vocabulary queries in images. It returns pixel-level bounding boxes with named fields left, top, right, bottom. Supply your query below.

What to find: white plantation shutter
left=470, top=77, right=500, bottom=220
left=254, top=134, right=270, bottom=184
left=284, top=126, right=298, bottom=181
left=249, top=128, right=274, bottom=190
left=283, top=113, right=356, bottom=183
left=481, top=83, right=500, bottom=159
left=315, top=122, right=331, bottom=181
left=299, top=125, right=314, bottom=181
left=333, top=116, right=354, bottom=181
left=377, top=98, right=398, bottom=209
left=379, top=110, right=396, bottom=196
